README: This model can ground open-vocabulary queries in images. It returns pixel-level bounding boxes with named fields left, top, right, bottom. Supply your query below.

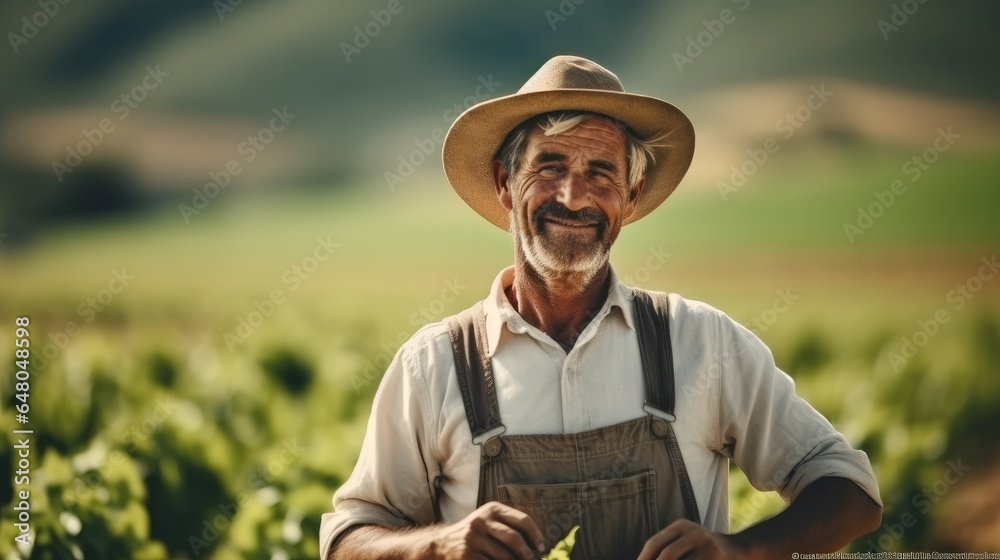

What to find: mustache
left=533, top=201, right=608, bottom=230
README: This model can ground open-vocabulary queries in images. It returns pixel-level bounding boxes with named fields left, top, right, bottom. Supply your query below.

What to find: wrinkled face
left=497, top=117, right=641, bottom=278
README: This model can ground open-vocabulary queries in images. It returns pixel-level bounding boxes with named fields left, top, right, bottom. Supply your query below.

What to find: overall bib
left=445, top=290, right=700, bottom=559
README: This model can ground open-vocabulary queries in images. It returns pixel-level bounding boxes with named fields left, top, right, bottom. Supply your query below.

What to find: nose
left=554, top=172, right=590, bottom=212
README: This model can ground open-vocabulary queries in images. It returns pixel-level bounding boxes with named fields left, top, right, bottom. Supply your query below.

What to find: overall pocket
left=499, top=469, right=657, bottom=560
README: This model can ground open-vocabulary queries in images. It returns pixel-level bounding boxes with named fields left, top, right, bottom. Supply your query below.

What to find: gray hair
left=495, top=111, right=662, bottom=192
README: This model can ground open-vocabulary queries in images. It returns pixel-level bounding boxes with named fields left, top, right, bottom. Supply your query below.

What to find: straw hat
left=442, top=55, right=695, bottom=230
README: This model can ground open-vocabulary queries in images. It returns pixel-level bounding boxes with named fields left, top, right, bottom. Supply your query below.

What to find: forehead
left=523, top=117, right=628, bottom=163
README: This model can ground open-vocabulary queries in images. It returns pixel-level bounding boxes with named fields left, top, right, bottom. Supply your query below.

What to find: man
left=321, top=55, right=882, bottom=559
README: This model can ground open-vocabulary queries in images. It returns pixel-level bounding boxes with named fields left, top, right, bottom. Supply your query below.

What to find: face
left=495, top=117, right=642, bottom=279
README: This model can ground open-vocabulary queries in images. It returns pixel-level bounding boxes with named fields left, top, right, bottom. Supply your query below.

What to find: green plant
left=542, top=525, right=579, bottom=560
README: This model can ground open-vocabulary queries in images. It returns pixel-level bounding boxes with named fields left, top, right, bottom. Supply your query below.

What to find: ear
left=492, top=159, right=513, bottom=211
left=622, top=176, right=644, bottom=220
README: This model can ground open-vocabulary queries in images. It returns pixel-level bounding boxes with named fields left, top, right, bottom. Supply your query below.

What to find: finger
left=485, top=518, right=539, bottom=560
left=460, top=519, right=520, bottom=560
left=484, top=502, right=546, bottom=553
left=637, top=519, right=691, bottom=560
left=655, top=531, right=698, bottom=560
left=476, top=535, right=524, bottom=560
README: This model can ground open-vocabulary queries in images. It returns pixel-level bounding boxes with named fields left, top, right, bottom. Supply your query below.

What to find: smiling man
left=320, top=55, right=882, bottom=560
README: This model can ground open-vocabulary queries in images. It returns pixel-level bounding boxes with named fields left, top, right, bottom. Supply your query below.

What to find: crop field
left=1, top=146, right=998, bottom=558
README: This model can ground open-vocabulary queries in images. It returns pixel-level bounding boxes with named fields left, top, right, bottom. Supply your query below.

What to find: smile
left=544, top=218, right=597, bottom=228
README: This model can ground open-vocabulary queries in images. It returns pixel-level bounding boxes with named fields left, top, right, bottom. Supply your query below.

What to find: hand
left=636, top=519, right=740, bottom=560
left=420, top=501, right=547, bottom=560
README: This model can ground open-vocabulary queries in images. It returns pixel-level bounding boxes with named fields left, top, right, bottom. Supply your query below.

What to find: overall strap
left=445, top=302, right=506, bottom=445
left=632, top=289, right=677, bottom=421
left=633, top=288, right=702, bottom=523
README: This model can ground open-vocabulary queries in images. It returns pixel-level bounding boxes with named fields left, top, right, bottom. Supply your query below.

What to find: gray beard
left=510, top=211, right=611, bottom=290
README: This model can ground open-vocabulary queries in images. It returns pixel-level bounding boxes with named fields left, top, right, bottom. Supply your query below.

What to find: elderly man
left=321, top=56, right=882, bottom=560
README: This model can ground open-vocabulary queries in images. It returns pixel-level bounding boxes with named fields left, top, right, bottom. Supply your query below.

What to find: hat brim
left=442, top=89, right=695, bottom=230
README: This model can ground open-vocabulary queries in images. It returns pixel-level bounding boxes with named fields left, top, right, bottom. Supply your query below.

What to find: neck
left=506, top=252, right=611, bottom=352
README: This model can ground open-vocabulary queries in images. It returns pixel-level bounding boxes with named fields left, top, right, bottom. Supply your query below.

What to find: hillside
left=1, top=1, right=996, bottom=189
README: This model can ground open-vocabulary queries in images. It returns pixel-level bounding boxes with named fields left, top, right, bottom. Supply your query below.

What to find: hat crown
left=517, top=55, right=624, bottom=94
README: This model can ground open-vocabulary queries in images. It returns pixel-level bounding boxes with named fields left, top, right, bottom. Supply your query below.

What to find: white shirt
left=320, top=266, right=881, bottom=558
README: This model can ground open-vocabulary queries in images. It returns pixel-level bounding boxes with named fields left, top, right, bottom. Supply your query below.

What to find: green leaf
left=542, top=525, right=579, bottom=560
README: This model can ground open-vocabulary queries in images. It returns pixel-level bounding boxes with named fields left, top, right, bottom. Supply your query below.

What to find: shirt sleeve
left=714, top=312, right=882, bottom=508
left=319, top=332, right=442, bottom=559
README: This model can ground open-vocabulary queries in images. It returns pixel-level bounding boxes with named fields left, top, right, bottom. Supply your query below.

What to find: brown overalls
left=445, top=290, right=701, bottom=559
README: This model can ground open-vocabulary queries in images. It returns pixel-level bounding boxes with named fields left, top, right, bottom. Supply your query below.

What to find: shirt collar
left=482, top=264, right=637, bottom=357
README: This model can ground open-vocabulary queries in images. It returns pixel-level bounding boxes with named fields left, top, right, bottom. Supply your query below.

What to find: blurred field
left=1, top=143, right=999, bottom=558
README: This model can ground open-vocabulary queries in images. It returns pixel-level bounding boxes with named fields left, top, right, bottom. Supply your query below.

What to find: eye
left=538, top=165, right=561, bottom=177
